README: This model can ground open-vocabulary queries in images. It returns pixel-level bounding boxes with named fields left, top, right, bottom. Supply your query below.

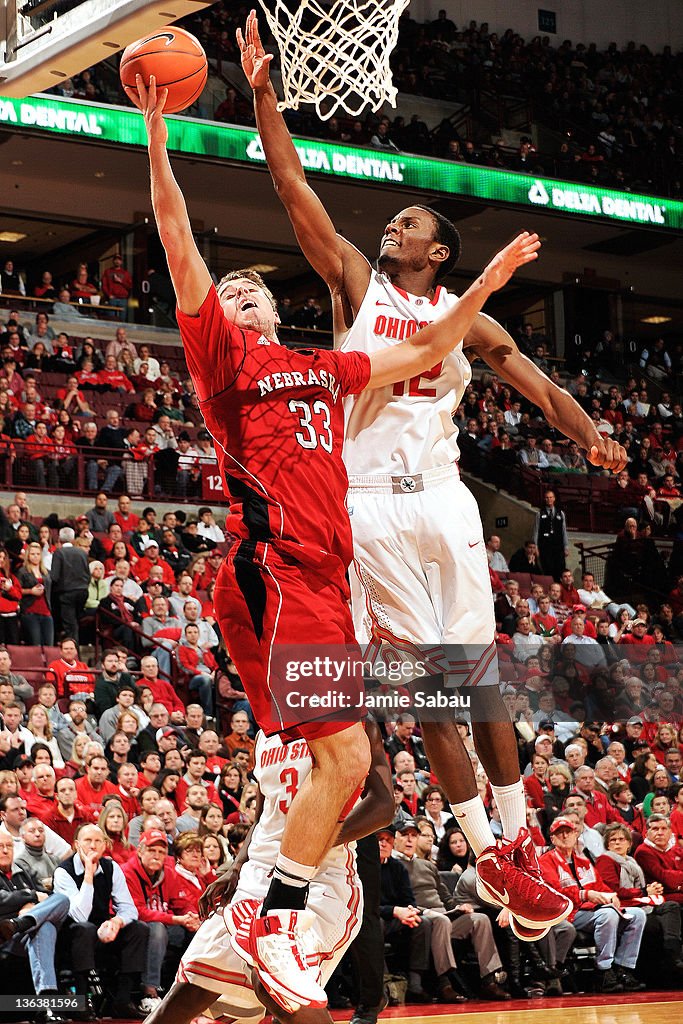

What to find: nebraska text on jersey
left=256, top=367, right=342, bottom=400
left=176, top=286, right=370, bottom=571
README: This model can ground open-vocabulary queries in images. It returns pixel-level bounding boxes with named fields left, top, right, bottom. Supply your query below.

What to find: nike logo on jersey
left=468, top=540, right=481, bottom=548
left=375, top=301, right=393, bottom=307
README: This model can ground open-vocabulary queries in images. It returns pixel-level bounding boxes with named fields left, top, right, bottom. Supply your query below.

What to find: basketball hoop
left=257, top=0, right=411, bottom=120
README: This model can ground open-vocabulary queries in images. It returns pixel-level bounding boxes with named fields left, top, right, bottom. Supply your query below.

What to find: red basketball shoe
left=476, top=829, right=572, bottom=930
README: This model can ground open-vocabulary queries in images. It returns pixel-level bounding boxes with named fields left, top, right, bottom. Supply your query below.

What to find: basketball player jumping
left=143, top=719, right=393, bottom=1024
left=239, top=10, right=625, bottom=941
left=127, top=71, right=539, bottom=1007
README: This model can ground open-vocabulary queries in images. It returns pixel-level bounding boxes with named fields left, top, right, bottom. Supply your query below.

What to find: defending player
left=143, top=719, right=393, bottom=1024
left=127, top=72, right=538, bottom=1006
left=238, top=11, right=625, bottom=939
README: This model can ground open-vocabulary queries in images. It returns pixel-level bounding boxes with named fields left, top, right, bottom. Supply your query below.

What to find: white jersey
left=340, top=271, right=472, bottom=477
left=248, top=731, right=352, bottom=878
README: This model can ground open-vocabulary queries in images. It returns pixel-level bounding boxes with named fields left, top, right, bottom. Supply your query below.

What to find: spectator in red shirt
left=47, top=638, right=94, bottom=699
left=175, top=624, right=216, bottom=718
left=572, top=765, right=621, bottom=828
left=671, top=784, right=683, bottom=844
left=635, top=815, right=683, bottom=903
left=175, top=751, right=219, bottom=811
left=75, top=753, right=118, bottom=820
left=196, top=731, right=227, bottom=777
left=114, top=494, right=137, bottom=533
left=101, top=254, right=133, bottom=320
left=114, top=762, right=141, bottom=818
left=98, top=799, right=135, bottom=865
left=98, top=354, right=134, bottom=393
left=619, top=618, right=655, bottom=648
left=23, top=762, right=57, bottom=819
left=122, top=827, right=198, bottom=1009
left=139, top=655, right=185, bottom=722
left=596, top=822, right=683, bottom=980
left=136, top=542, right=176, bottom=587
left=540, top=816, right=646, bottom=992
left=560, top=605, right=597, bottom=639
left=44, top=776, right=89, bottom=845
left=222, top=709, right=256, bottom=768
left=559, top=569, right=581, bottom=607
left=173, top=831, right=212, bottom=915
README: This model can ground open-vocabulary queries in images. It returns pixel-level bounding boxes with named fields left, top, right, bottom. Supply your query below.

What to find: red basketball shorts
left=213, top=540, right=364, bottom=740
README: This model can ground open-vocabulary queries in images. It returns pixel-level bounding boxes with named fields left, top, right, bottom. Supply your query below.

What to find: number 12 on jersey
left=392, top=361, right=443, bottom=398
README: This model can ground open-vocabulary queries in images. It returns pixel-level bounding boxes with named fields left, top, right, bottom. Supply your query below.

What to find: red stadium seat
left=6, top=644, right=48, bottom=691
left=530, top=574, right=555, bottom=593
left=508, top=573, right=532, bottom=597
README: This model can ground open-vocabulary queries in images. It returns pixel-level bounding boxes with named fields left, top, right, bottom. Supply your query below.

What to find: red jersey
left=177, top=287, right=370, bottom=577
left=47, top=658, right=95, bottom=698
left=75, top=775, right=118, bottom=820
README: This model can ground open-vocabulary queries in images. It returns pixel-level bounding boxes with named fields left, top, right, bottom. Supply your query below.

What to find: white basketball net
left=258, top=0, right=411, bottom=120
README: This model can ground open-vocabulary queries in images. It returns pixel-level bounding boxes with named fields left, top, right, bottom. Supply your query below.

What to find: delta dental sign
left=527, top=179, right=666, bottom=225
left=1, top=94, right=681, bottom=231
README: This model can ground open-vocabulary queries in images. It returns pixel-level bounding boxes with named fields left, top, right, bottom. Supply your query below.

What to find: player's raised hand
left=481, top=232, right=541, bottom=293
left=237, top=9, right=273, bottom=91
left=586, top=437, right=628, bottom=473
left=123, top=73, right=168, bottom=146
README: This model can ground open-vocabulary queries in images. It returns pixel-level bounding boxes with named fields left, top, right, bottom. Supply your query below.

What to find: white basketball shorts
left=178, top=855, right=362, bottom=1022
left=347, top=464, right=497, bottom=686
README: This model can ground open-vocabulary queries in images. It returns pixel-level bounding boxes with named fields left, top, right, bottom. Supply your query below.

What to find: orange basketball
left=120, top=26, right=208, bottom=114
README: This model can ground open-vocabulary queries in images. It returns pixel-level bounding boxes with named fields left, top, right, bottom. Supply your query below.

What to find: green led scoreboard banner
left=2, top=94, right=682, bottom=231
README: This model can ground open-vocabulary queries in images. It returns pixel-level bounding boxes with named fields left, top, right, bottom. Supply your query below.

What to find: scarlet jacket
left=0, top=573, right=21, bottom=615
left=121, top=851, right=186, bottom=924
left=539, top=847, right=613, bottom=920
left=634, top=839, right=683, bottom=902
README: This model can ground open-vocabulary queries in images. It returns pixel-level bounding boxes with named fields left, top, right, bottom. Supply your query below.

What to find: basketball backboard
left=0, top=0, right=212, bottom=97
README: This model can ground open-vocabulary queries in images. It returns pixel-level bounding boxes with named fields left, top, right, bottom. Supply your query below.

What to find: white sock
left=450, top=796, right=496, bottom=856
left=273, top=852, right=317, bottom=886
left=490, top=779, right=527, bottom=842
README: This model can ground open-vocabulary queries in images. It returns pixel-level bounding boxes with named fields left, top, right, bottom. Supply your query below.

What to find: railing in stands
left=95, top=605, right=182, bottom=689
left=462, top=445, right=679, bottom=538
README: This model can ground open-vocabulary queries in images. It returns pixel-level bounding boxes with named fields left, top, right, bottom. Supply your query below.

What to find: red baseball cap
left=139, top=828, right=167, bottom=848
left=550, top=816, right=577, bottom=835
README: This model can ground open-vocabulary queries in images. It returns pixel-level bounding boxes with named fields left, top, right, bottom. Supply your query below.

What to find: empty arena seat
left=6, top=644, right=48, bottom=690
left=530, top=574, right=555, bottom=592
left=508, top=572, right=532, bottom=596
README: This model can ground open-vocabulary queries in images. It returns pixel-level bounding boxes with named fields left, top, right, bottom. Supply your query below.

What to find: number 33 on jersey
left=177, top=286, right=370, bottom=569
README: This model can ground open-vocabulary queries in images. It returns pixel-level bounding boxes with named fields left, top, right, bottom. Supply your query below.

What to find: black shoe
left=448, top=968, right=475, bottom=999
left=74, top=996, right=97, bottom=1022
left=405, top=989, right=432, bottom=1004
left=545, top=978, right=564, bottom=997
left=110, top=1002, right=147, bottom=1019
left=350, top=998, right=388, bottom=1024
left=35, top=1011, right=68, bottom=1024
left=616, top=967, right=646, bottom=992
left=0, top=915, right=33, bottom=941
left=596, top=967, right=623, bottom=993
left=436, top=982, right=467, bottom=1004
left=328, top=994, right=352, bottom=1009
left=480, top=975, right=512, bottom=1001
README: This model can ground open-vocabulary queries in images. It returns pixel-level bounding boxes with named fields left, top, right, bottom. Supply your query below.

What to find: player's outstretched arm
left=336, top=717, right=394, bottom=844
left=367, top=233, right=540, bottom=391
left=238, top=11, right=369, bottom=306
left=124, top=74, right=212, bottom=315
left=465, top=314, right=627, bottom=473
